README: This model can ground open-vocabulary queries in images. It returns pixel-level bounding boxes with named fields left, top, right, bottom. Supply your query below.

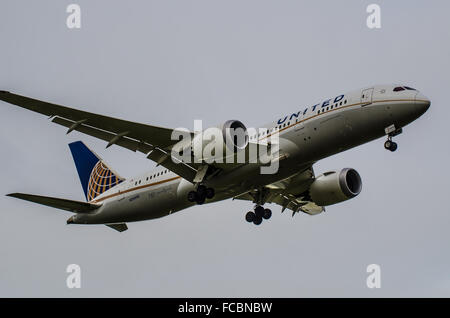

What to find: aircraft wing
left=234, top=165, right=324, bottom=216
left=0, top=91, right=198, bottom=181
left=268, top=191, right=324, bottom=216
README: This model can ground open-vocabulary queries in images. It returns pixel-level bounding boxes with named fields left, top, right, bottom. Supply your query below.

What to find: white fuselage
left=72, top=84, right=430, bottom=224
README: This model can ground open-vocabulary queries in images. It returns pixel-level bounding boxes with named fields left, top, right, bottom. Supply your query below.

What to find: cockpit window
left=393, top=86, right=405, bottom=92
left=404, top=86, right=416, bottom=91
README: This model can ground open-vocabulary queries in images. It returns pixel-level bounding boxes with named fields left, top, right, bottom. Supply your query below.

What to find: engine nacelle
left=219, top=120, right=249, bottom=151
left=309, top=168, right=362, bottom=206
left=189, top=120, right=248, bottom=161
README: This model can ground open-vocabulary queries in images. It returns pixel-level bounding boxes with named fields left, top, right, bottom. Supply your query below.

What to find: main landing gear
left=187, top=184, right=215, bottom=205
left=245, top=205, right=272, bottom=226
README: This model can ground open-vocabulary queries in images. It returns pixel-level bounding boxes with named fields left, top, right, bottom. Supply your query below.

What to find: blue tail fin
left=68, top=141, right=124, bottom=201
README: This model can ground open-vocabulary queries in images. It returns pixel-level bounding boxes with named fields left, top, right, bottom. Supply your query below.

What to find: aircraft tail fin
left=68, top=141, right=124, bottom=202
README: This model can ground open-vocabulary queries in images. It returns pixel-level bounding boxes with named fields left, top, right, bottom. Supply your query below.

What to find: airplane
left=0, top=84, right=430, bottom=232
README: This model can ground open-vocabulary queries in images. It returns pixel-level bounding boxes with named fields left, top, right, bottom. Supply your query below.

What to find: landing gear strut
left=245, top=205, right=272, bottom=225
left=187, top=185, right=215, bottom=205
left=384, top=125, right=402, bottom=152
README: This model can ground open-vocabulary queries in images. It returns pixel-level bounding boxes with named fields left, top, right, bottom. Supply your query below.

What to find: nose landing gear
left=245, top=205, right=272, bottom=225
left=384, top=125, right=402, bottom=152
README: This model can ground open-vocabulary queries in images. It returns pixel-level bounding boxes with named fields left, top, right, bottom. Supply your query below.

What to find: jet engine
left=309, top=168, right=362, bottom=206
left=172, top=120, right=249, bottom=163
left=190, top=120, right=249, bottom=161
left=220, top=120, right=249, bottom=151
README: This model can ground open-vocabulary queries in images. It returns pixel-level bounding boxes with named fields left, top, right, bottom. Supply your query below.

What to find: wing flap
left=7, top=193, right=101, bottom=213
left=147, top=147, right=197, bottom=182
left=52, top=116, right=154, bottom=154
left=233, top=164, right=325, bottom=215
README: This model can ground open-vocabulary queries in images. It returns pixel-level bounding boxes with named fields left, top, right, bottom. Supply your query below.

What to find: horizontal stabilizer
left=7, top=193, right=101, bottom=213
left=106, top=223, right=128, bottom=232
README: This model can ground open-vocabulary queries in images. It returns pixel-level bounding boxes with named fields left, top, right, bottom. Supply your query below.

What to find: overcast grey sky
left=0, top=0, right=449, bottom=297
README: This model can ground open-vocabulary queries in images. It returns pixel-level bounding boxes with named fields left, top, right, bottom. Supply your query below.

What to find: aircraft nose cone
left=415, top=92, right=431, bottom=116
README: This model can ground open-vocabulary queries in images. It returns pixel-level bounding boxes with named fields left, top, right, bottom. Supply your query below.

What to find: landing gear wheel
left=263, top=209, right=272, bottom=220
left=187, top=191, right=197, bottom=202
left=196, top=194, right=206, bottom=205
left=205, top=187, right=215, bottom=199
left=245, top=211, right=255, bottom=223
left=384, top=140, right=398, bottom=152
left=188, top=185, right=214, bottom=204
left=384, top=140, right=392, bottom=150
left=253, top=215, right=263, bottom=225
left=254, top=205, right=265, bottom=218
left=196, top=185, right=207, bottom=197
left=389, top=142, right=398, bottom=152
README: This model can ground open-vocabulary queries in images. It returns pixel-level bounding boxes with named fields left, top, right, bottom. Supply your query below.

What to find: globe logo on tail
left=87, top=161, right=123, bottom=201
